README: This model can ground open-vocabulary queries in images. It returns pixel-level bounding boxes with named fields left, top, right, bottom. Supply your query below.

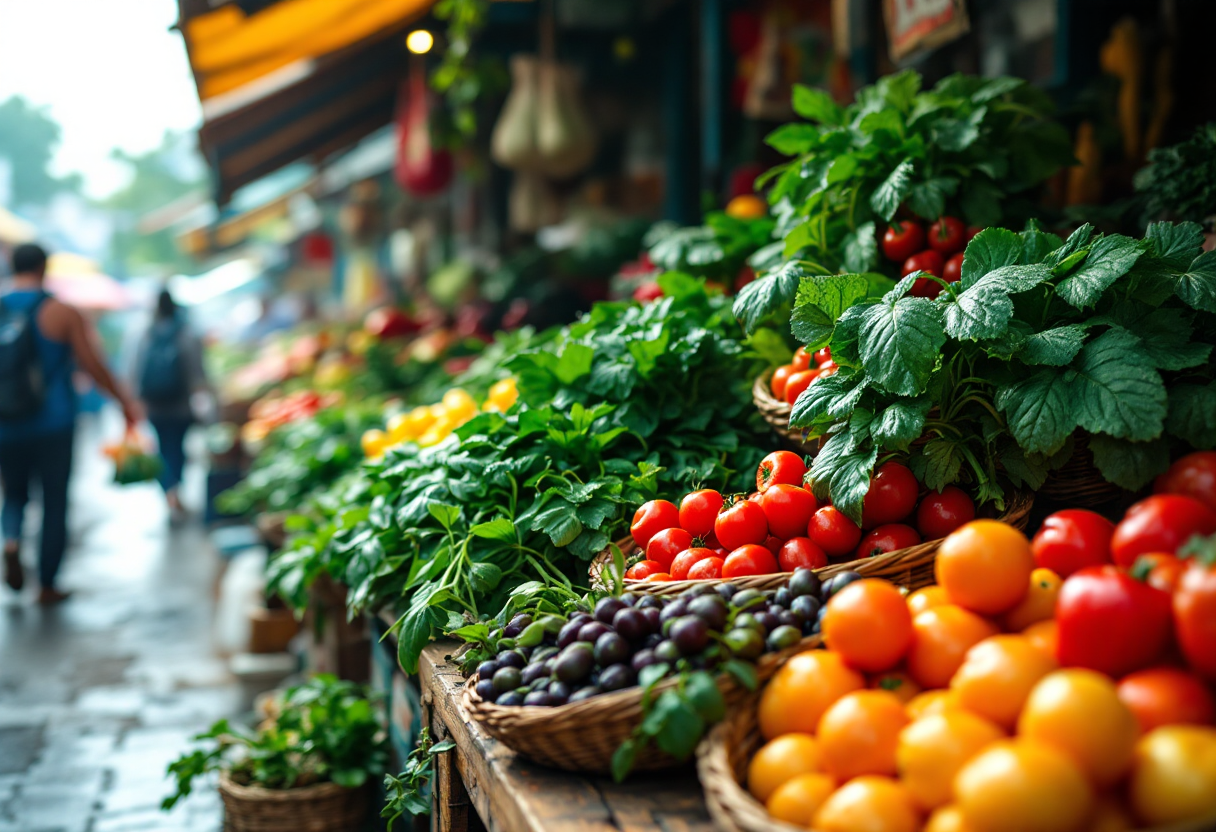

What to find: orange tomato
left=936, top=521, right=1034, bottom=615
left=950, top=635, right=1058, bottom=729
left=813, top=776, right=920, bottom=832
left=1018, top=669, right=1140, bottom=787
left=1138, top=552, right=1187, bottom=593
left=924, top=805, right=973, bottom=832
left=906, top=689, right=961, bottom=721
left=955, top=739, right=1093, bottom=832
left=818, top=690, right=909, bottom=780
left=1022, top=619, right=1058, bottom=658
left=759, top=650, right=866, bottom=739
left=1117, top=666, right=1216, bottom=732
left=1001, top=568, right=1061, bottom=631
left=771, top=364, right=795, bottom=400
left=897, top=711, right=1006, bottom=811
left=1129, top=725, right=1216, bottom=826
left=870, top=670, right=922, bottom=705
left=747, top=734, right=822, bottom=803
left=765, top=772, right=836, bottom=828
left=906, top=605, right=999, bottom=689
left=823, top=579, right=914, bottom=672
left=908, top=585, right=950, bottom=616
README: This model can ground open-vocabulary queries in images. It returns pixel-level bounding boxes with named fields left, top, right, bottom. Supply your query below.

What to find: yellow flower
left=361, top=429, right=388, bottom=459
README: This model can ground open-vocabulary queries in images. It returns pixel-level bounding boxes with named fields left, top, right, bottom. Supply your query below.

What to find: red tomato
left=630, top=500, right=679, bottom=549
left=784, top=370, right=820, bottom=405
left=964, top=226, right=983, bottom=244
left=1031, top=509, right=1115, bottom=578
left=818, top=359, right=838, bottom=372
left=723, top=544, right=779, bottom=578
left=757, top=451, right=808, bottom=492
left=645, top=572, right=675, bottom=582
left=1155, top=451, right=1216, bottom=513
left=1138, top=553, right=1187, bottom=593
left=679, top=489, right=724, bottom=538
left=882, top=220, right=925, bottom=262
left=688, top=557, right=725, bottom=580
left=770, top=365, right=795, bottom=400
left=760, top=484, right=819, bottom=539
left=1175, top=558, right=1216, bottom=680
left=942, top=252, right=964, bottom=285
left=927, top=216, right=966, bottom=255
left=625, top=560, right=663, bottom=580
left=1056, top=565, right=1174, bottom=678
left=1110, top=495, right=1216, bottom=567
left=1117, top=667, right=1216, bottom=731
left=855, top=524, right=922, bottom=559
left=763, top=535, right=784, bottom=555
left=747, top=491, right=765, bottom=503
left=779, top=537, right=828, bottom=571
left=792, top=347, right=812, bottom=371
left=813, top=346, right=832, bottom=365
left=645, top=527, right=693, bottom=571
left=915, top=487, right=975, bottom=539
left=808, top=506, right=863, bottom=559
left=715, top=499, right=768, bottom=551
left=903, top=250, right=944, bottom=286
left=632, top=283, right=664, bottom=303
left=670, top=547, right=715, bottom=580
left=862, top=462, right=920, bottom=529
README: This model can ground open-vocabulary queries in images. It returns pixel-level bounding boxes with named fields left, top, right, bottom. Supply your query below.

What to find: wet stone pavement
left=0, top=417, right=242, bottom=832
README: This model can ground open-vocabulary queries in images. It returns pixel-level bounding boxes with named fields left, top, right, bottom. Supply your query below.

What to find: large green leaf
left=995, top=368, right=1076, bottom=455
left=906, top=177, right=960, bottom=220
left=959, top=228, right=1022, bottom=288
left=1089, top=435, right=1170, bottom=491
left=732, top=263, right=803, bottom=334
left=1022, top=324, right=1087, bottom=366
left=1146, top=221, right=1204, bottom=269
left=1165, top=384, right=1216, bottom=449
left=792, top=84, right=844, bottom=125
left=1055, top=234, right=1145, bottom=309
left=944, top=264, right=1052, bottom=340
left=807, top=430, right=878, bottom=525
left=1072, top=328, right=1167, bottom=442
left=789, top=372, right=868, bottom=428
left=1044, top=224, right=1095, bottom=270
left=870, top=398, right=931, bottom=449
left=1173, top=250, right=1216, bottom=313
left=765, top=123, right=821, bottom=155
left=842, top=223, right=878, bottom=274
left=857, top=295, right=946, bottom=396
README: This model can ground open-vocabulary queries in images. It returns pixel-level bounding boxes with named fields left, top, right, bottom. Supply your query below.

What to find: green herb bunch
left=735, top=70, right=1074, bottom=334
left=647, top=212, right=780, bottom=283
left=380, top=728, right=455, bottom=830
left=788, top=221, right=1216, bottom=523
left=284, top=276, right=770, bottom=673
left=162, top=676, right=386, bottom=810
left=1134, top=123, right=1216, bottom=230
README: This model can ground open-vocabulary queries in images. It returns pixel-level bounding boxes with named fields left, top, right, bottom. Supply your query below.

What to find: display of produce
left=103, top=431, right=163, bottom=485
left=702, top=506, right=1216, bottom=832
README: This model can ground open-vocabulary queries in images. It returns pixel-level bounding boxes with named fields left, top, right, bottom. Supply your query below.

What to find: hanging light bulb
left=406, top=30, right=434, bottom=54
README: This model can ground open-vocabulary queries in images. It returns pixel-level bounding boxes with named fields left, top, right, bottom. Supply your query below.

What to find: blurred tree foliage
left=0, top=96, right=83, bottom=207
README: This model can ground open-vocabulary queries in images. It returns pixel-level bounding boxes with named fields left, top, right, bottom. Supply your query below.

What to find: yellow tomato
left=766, top=772, right=836, bottom=828
left=1129, top=725, right=1216, bottom=827
left=442, top=388, right=478, bottom=421
left=905, top=690, right=961, bottom=721
left=924, top=805, right=975, bottom=832
left=817, top=690, right=908, bottom=780
left=1001, top=568, right=1061, bottom=631
left=908, top=585, right=951, bottom=616
left=724, top=193, right=768, bottom=220
left=950, top=635, right=1057, bottom=729
left=487, top=377, right=519, bottom=410
left=758, top=651, right=865, bottom=739
left=955, top=739, right=1093, bottom=832
left=1018, top=669, right=1139, bottom=788
left=1023, top=619, right=1058, bottom=658
left=870, top=671, right=922, bottom=705
left=813, top=776, right=919, bottom=832
left=404, top=406, right=436, bottom=435
left=361, top=429, right=387, bottom=459
left=896, top=711, right=1005, bottom=812
left=747, top=734, right=822, bottom=803
left=386, top=412, right=415, bottom=441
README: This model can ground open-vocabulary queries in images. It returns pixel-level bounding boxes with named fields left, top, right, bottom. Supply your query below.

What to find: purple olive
left=754, top=611, right=780, bottom=634
left=670, top=616, right=709, bottom=655
left=594, top=632, right=630, bottom=667
left=521, top=663, right=549, bottom=685
left=688, top=595, right=728, bottom=631
left=496, top=650, right=525, bottom=669
left=568, top=686, right=601, bottom=703
left=553, top=644, right=594, bottom=684
left=577, top=621, right=611, bottom=643
left=631, top=648, right=659, bottom=672
left=475, top=679, right=497, bottom=701
left=496, top=691, right=525, bottom=707
left=523, top=691, right=554, bottom=706
left=640, top=607, right=662, bottom=632
left=594, top=597, right=627, bottom=625
left=557, top=619, right=584, bottom=648
left=613, top=608, right=648, bottom=643
left=599, top=664, right=636, bottom=692
left=476, top=660, right=500, bottom=679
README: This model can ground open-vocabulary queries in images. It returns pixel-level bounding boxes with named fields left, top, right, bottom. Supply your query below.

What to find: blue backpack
left=139, top=319, right=189, bottom=403
left=0, top=293, right=48, bottom=421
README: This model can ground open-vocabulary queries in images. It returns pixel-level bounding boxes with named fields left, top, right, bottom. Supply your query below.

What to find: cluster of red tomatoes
left=1028, top=451, right=1216, bottom=683
left=770, top=346, right=838, bottom=406
left=882, top=216, right=981, bottom=299
left=625, top=455, right=977, bottom=583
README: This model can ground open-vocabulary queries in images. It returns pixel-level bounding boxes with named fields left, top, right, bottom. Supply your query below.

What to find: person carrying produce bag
left=0, top=243, right=144, bottom=604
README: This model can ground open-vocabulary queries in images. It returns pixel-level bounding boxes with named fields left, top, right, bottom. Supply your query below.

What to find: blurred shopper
left=0, top=243, right=143, bottom=604
left=134, top=288, right=208, bottom=517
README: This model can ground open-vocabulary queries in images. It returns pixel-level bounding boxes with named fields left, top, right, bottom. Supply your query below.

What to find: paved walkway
left=0, top=415, right=241, bottom=832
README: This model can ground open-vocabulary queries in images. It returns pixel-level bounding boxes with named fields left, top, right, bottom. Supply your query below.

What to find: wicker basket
left=752, top=372, right=820, bottom=456
left=590, top=490, right=1035, bottom=598
left=462, top=635, right=821, bottom=774
left=697, top=696, right=1216, bottom=832
left=1040, top=434, right=1128, bottom=508
left=218, top=773, right=367, bottom=832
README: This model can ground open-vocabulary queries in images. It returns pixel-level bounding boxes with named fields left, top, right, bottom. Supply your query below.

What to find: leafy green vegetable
left=788, top=222, right=1216, bottom=522
left=1134, top=123, right=1216, bottom=230
left=381, top=728, right=455, bottom=829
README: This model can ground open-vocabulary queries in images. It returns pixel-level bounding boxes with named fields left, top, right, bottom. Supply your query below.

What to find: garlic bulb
left=491, top=54, right=543, bottom=171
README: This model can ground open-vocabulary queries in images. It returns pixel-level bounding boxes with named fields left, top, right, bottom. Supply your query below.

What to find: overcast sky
left=0, top=0, right=203, bottom=199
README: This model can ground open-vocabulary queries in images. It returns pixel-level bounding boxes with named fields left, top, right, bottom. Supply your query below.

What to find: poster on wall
left=883, top=0, right=971, bottom=62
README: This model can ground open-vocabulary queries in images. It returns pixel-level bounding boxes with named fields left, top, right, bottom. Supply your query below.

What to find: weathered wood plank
left=418, top=642, right=715, bottom=832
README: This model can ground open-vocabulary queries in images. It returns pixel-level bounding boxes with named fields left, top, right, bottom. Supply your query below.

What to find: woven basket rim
left=218, top=771, right=354, bottom=802
left=752, top=369, right=790, bottom=412
left=591, top=489, right=1033, bottom=595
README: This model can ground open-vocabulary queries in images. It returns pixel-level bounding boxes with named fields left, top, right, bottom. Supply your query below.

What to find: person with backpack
left=134, top=288, right=208, bottom=517
left=1, top=243, right=143, bottom=604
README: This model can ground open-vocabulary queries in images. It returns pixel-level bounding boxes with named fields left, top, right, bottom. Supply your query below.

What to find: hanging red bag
left=394, top=61, right=453, bottom=197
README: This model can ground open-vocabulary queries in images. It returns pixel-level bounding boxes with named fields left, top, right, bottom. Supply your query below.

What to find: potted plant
left=162, top=675, right=387, bottom=832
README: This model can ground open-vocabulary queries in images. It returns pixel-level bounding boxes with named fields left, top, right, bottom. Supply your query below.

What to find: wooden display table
left=419, top=642, right=715, bottom=832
